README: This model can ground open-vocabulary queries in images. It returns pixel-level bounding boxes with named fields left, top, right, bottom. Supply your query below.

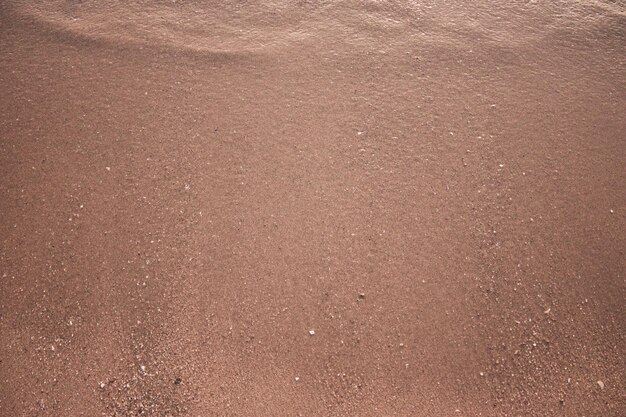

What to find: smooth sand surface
left=1, top=1, right=624, bottom=415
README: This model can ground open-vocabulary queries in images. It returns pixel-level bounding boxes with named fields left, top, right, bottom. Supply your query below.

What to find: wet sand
left=0, top=1, right=625, bottom=416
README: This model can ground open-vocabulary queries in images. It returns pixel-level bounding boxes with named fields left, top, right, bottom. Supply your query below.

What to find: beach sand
left=0, top=1, right=624, bottom=415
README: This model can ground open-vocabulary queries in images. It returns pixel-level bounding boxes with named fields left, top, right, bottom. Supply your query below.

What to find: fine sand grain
left=1, top=1, right=625, bottom=415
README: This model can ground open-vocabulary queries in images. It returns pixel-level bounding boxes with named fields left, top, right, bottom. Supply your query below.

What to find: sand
left=0, top=1, right=625, bottom=415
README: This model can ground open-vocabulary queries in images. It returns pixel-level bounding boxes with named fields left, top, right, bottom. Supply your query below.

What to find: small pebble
left=597, top=380, right=604, bottom=389
left=309, top=329, right=315, bottom=336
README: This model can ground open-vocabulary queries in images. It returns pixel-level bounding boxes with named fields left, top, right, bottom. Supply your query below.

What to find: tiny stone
left=358, top=292, right=366, bottom=299
left=309, top=329, right=315, bottom=336
left=295, top=376, right=300, bottom=381
left=597, top=380, right=604, bottom=389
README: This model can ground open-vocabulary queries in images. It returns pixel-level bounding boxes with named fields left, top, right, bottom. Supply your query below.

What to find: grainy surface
left=0, top=1, right=624, bottom=416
